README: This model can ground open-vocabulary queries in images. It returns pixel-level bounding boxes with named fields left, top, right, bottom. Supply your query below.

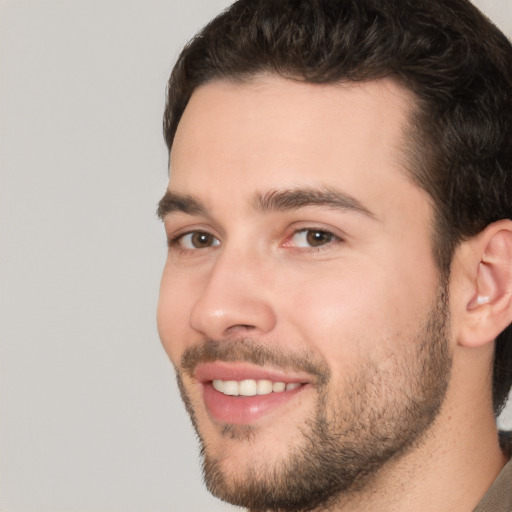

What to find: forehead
left=168, top=75, right=423, bottom=217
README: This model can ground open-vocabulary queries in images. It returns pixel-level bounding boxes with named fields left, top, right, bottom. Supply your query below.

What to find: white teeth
left=212, top=379, right=224, bottom=392
left=211, top=378, right=302, bottom=396
left=239, top=379, right=257, bottom=396
left=272, top=382, right=286, bottom=392
left=223, top=380, right=239, bottom=396
left=257, top=379, right=273, bottom=395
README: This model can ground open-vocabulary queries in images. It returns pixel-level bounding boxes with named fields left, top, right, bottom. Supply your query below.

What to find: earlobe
left=456, top=220, right=512, bottom=348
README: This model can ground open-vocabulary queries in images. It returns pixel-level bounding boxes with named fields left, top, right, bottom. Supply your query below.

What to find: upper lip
left=194, top=361, right=312, bottom=384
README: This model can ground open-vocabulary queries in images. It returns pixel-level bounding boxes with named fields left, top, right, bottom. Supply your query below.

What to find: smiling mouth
left=202, top=377, right=307, bottom=425
left=192, top=362, right=312, bottom=425
left=212, top=378, right=303, bottom=396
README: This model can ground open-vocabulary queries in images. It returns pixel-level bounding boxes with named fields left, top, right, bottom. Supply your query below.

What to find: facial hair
left=174, top=281, right=452, bottom=512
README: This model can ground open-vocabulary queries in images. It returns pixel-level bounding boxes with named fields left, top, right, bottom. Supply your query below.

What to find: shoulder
left=472, top=433, right=512, bottom=512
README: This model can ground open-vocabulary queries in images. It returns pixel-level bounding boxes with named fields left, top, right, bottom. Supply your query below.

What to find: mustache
left=180, top=338, right=330, bottom=386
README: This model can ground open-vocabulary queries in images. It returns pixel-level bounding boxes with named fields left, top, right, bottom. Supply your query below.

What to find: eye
left=175, top=231, right=220, bottom=250
left=288, top=229, right=339, bottom=248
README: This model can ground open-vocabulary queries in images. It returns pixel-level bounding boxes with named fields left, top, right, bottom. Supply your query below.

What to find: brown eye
left=179, top=231, right=220, bottom=249
left=306, top=230, right=335, bottom=247
left=290, top=229, right=338, bottom=248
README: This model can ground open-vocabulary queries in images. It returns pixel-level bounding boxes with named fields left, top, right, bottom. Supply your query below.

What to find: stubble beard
left=174, top=282, right=452, bottom=512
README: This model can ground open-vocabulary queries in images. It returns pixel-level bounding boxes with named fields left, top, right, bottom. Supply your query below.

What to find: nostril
left=226, top=324, right=257, bottom=334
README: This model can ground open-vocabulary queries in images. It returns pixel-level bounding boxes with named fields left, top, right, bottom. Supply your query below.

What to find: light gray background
left=1, top=1, right=511, bottom=511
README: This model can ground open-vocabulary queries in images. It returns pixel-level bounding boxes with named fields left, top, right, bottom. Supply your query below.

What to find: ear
left=451, top=219, right=512, bottom=348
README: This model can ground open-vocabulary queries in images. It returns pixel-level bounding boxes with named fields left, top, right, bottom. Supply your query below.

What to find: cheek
left=157, top=265, right=197, bottom=365
left=281, top=256, right=437, bottom=371
left=283, top=271, right=381, bottom=365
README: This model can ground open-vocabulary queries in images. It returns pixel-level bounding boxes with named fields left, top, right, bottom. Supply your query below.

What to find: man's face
left=157, top=76, right=452, bottom=511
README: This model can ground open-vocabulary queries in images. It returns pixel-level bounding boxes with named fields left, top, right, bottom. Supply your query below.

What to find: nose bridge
left=189, top=241, right=276, bottom=338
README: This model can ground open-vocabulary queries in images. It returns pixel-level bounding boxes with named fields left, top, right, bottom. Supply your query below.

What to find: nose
left=189, top=248, right=277, bottom=340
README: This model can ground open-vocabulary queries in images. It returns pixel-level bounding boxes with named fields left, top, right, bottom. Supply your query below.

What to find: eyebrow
left=157, top=186, right=376, bottom=220
left=254, top=187, right=376, bottom=218
left=157, top=191, right=207, bottom=220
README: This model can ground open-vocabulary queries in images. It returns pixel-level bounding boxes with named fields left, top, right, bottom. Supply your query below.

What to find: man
left=157, top=1, right=512, bottom=510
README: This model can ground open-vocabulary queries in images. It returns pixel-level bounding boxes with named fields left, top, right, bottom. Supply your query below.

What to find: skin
left=157, top=76, right=507, bottom=511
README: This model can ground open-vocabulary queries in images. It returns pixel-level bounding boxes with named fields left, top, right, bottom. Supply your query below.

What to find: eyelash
left=167, top=230, right=216, bottom=252
left=168, top=231, right=220, bottom=250
left=284, top=228, right=341, bottom=250
left=167, top=227, right=342, bottom=253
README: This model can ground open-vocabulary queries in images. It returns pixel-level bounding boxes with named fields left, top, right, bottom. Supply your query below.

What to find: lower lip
left=202, top=383, right=305, bottom=425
